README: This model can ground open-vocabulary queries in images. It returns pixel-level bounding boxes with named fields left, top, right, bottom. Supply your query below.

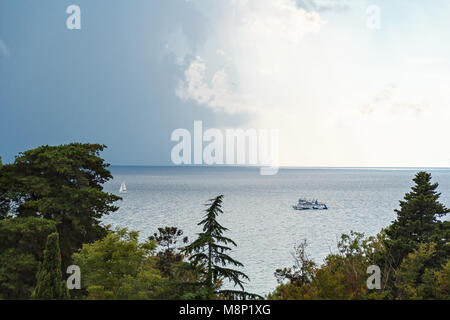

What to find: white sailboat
left=119, top=181, right=127, bottom=194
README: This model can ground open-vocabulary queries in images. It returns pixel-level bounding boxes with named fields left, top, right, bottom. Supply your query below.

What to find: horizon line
left=109, top=164, right=450, bottom=170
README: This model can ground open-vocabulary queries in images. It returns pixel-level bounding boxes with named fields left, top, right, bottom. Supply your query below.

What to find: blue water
left=102, top=167, right=450, bottom=296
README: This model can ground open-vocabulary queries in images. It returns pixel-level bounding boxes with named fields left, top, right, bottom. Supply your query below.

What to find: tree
left=269, top=240, right=317, bottom=300
left=0, top=217, right=57, bottom=299
left=0, top=143, right=121, bottom=269
left=395, top=243, right=449, bottom=300
left=183, top=195, right=258, bottom=299
left=73, top=228, right=171, bottom=299
left=73, top=228, right=205, bottom=300
left=32, top=232, right=69, bottom=299
left=149, top=227, right=205, bottom=299
left=269, top=232, right=389, bottom=300
left=149, top=226, right=188, bottom=278
left=274, top=240, right=316, bottom=287
left=434, top=260, right=450, bottom=299
left=384, top=171, right=449, bottom=269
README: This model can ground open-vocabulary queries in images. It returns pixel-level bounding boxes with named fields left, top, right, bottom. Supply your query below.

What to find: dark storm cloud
left=0, top=0, right=247, bottom=165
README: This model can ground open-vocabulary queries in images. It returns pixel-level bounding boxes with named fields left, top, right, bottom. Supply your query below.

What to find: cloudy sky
left=1, top=0, right=450, bottom=166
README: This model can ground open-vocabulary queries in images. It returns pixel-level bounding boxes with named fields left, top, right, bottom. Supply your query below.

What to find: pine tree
left=149, top=226, right=189, bottom=279
left=32, top=232, right=69, bottom=299
left=183, top=195, right=259, bottom=299
left=385, top=171, right=449, bottom=268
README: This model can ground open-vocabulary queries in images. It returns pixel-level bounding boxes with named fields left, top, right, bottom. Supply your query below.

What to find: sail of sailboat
left=119, top=181, right=127, bottom=194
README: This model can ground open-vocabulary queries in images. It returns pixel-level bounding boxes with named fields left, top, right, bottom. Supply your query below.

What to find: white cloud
left=361, top=84, right=428, bottom=115
left=176, top=56, right=251, bottom=113
left=175, top=0, right=450, bottom=166
left=299, top=0, right=350, bottom=12
left=176, top=0, right=324, bottom=114
left=216, top=49, right=226, bottom=56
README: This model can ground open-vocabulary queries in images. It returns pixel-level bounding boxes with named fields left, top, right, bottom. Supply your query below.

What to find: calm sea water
left=102, top=167, right=450, bottom=296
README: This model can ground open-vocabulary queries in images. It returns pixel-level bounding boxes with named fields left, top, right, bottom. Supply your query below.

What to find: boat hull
left=293, top=199, right=328, bottom=211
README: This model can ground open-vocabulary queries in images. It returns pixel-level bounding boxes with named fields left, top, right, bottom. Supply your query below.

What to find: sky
left=1, top=0, right=450, bottom=167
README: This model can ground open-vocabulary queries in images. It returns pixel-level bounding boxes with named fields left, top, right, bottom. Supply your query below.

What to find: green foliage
left=269, top=232, right=387, bottom=300
left=0, top=143, right=121, bottom=269
left=271, top=172, right=449, bottom=300
left=381, top=171, right=450, bottom=297
left=32, top=232, right=69, bottom=299
left=2, top=148, right=449, bottom=302
left=270, top=240, right=317, bottom=300
left=274, top=240, right=316, bottom=287
left=72, top=227, right=204, bottom=300
left=384, top=171, right=449, bottom=268
left=317, top=233, right=373, bottom=299
left=395, top=243, right=449, bottom=300
left=149, top=226, right=188, bottom=278
left=0, top=217, right=57, bottom=299
left=149, top=227, right=208, bottom=299
left=72, top=228, right=163, bottom=299
left=183, top=195, right=259, bottom=300
left=435, top=260, right=450, bottom=298
left=71, top=227, right=205, bottom=299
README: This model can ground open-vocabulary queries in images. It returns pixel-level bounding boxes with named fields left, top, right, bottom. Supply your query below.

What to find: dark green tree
left=384, top=171, right=449, bottom=268
left=149, top=226, right=188, bottom=278
left=0, top=143, right=121, bottom=269
left=0, top=217, right=57, bottom=299
left=149, top=227, right=203, bottom=299
left=32, top=232, right=69, bottom=299
left=183, top=195, right=259, bottom=299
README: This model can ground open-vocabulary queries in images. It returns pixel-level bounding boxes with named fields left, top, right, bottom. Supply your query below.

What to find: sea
left=102, top=166, right=450, bottom=296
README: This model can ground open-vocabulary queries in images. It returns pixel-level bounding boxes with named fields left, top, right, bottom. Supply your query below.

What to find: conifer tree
left=33, top=232, right=69, bottom=299
left=183, top=195, right=259, bottom=299
left=385, top=171, right=449, bottom=268
left=149, top=226, right=188, bottom=279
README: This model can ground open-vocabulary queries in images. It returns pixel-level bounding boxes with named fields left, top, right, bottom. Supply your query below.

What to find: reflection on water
left=102, top=166, right=450, bottom=296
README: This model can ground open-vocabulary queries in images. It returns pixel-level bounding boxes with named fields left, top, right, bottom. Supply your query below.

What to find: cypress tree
left=183, top=195, right=259, bottom=299
left=32, top=232, right=69, bottom=299
left=385, top=171, right=449, bottom=268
